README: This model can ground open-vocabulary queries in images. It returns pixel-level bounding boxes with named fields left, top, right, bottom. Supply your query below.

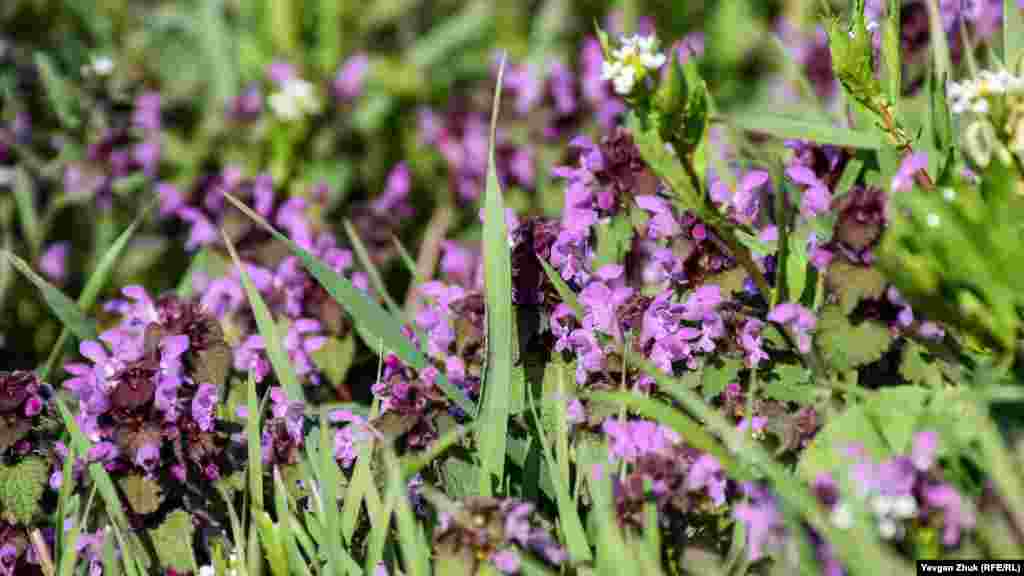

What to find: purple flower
left=923, top=483, right=975, bottom=546
left=234, top=335, right=270, bottom=382
left=602, top=419, right=680, bottom=462
left=891, top=152, right=928, bottom=193
left=39, top=242, right=69, bottom=283
left=734, top=484, right=786, bottom=561
left=333, top=53, right=370, bottom=101
left=767, top=303, right=816, bottom=353
left=132, top=92, right=161, bottom=132
left=739, top=319, right=769, bottom=368
left=686, top=454, right=727, bottom=506
left=177, top=207, right=218, bottom=251
left=579, top=280, right=633, bottom=340
left=134, top=442, right=160, bottom=472
left=635, top=195, right=680, bottom=239
left=786, top=165, right=831, bottom=218
left=157, top=182, right=184, bottom=216
left=191, top=383, right=218, bottom=432
left=710, top=170, right=770, bottom=225
left=490, top=549, right=520, bottom=574
left=912, top=430, right=939, bottom=471
left=267, top=60, right=296, bottom=85
left=285, top=318, right=327, bottom=381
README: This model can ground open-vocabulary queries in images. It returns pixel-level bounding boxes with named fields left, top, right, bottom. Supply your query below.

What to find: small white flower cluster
left=600, top=34, right=667, bottom=96
left=268, top=78, right=322, bottom=122
left=81, top=55, right=114, bottom=77
left=948, top=69, right=1024, bottom=115
left=870, top=493, right=918, bottom=540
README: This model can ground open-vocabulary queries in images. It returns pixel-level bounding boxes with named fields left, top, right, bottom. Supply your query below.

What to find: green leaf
left=866, top=386, right=930, bottom=453
left=721, top=112, right=884, bottom=149
left=344, top=219, right=403, bottom=318
left=763, top=364, right=823, bottom=405
left=827, top=261, right=887, bottom=315
left=785, top=225, right=810, bottom=303
left=478, top=57, right=514, bottom=497
left=221, top=229, right=304, bottom=403
left=797, top=402, right=890, bottom=481
left=408, top=1, right=492, bottom=69
left=701, top=356, right=743, bottom=401
left=33, top=53, right=79, bottom=128
left=11, top=168, right=40, bottom=255
left=150, top=510, right=197, bottom=572
left=3, top=251, right=96, bottom=341
left=593, top=213, right=634, bottom=271
left=538, top=256, right=583, bottom=318
left=310, top=335, right=357, bottom=389
left=816, top=306, right=893, bottom=371
left=924, top=0, right=952, bottom=85
left=1007, top=0, right=1024, bottom=66
left=41, top=200, right=152, bottom=380
left=224, top=192, right=476, bottom=416
left=198, top=0, right=238, bottom=110
left=899, top=342, right=945, bottom=387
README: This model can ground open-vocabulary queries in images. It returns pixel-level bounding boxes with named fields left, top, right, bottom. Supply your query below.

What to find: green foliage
left=118, top=474, right=164, bottom=515
left=149, top=510, right=198, bottom=573
left=816, top=305, right=893, bottom=372
left=0, top=457, right=48, bottom=525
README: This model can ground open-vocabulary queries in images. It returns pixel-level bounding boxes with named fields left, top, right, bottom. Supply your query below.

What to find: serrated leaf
left=816, top=306, right=893, bottom=371
left=899, top=342, right=944, bottom=387
left=763, top=365, right=821, bottom=405
left=478, top=57, right=513, bottom=497
left=118, top=475, right=163, bottom=515
left=827, top=261, right=887, bottom=315
left=797, top=403, right=889, bottom=481
left=866, top=386, right=930, bottom=453
left=150, top=510, right=197, bottom=572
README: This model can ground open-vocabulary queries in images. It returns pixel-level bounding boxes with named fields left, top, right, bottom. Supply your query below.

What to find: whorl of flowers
left=63, top=289, right=231, bottom=481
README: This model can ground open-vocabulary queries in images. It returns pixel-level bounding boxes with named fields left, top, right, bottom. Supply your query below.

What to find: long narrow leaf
left=223, top=192, right=477, bottom=416
left=721, top=112, right=884, bottom=149
left=478, top=56, right=514, bottom=497
left=222, top=229, right=305, bottom=402
left=41, top=200, right=153, bottom=380
left=3, top=251, right=96, bottom=341
left=1007, top=0, right=1023, bottom=65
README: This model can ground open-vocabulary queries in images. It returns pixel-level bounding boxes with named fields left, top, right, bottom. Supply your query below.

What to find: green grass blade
left=1007, top=0, right=1023, bottom=65
left=3, top=251, right=96, bottom=341
left=12, top=167, right=41, bottom=256
left=385, top=450, right=429, bottom=576
left=538, top=256, right=583, bottom=319
left=343, top=219, right=403, bottom=318
left=478, top=56, right=514, bottom=497
left=627, top=359, right=912, bottom=576
left=319, top=408, right=345, bottom=576
left=408, top=1, right=492, bottom=69
left=58, top=485, right=96, bottom=576
left=526, top=379, right=591, bottom=562
left=390, top=234, right=420, bottom=280
left=222, top=229, right=305, bottom=403
left=720, top=112, right=884, bottom=149
left=54, top=399, right=131, bottom=532
left=924, top=0, right=952, bottom=83
left=223, top=192, right=477, bottom=417
left=40, top=199, right=153, bottom=380
left=246, top=372, right=266, bottom=516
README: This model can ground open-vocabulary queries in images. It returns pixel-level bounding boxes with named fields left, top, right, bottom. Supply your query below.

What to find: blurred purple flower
left=39, top=242, right=69, bottom=284
left=767, top=303, right=816, bottom=353
left=333, top=53, right=370, bottom=101
left=891, top=152, right=928, bottom=193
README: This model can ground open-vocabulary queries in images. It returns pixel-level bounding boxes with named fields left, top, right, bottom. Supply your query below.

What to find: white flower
left=269, top=78, right=322, bottom=121
left=198, top=567, right=216, bottom=576
left=82, top=56, right=114, bottom=77
left=891, top=494, right=918, bottom=519
left=601, top=34, right=666, bottom=96
left=830, top=502, right=854, bottom=529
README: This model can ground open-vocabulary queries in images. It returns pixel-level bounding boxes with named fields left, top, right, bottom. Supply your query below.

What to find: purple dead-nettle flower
left=579, top=278, right=633, bottom=341
left=891, top=152, right=928, bottom=193
left=178, top=207, right=219, bottom=251
left=686, top=453, right=728, bottom=506
left=333, top=53, right=370, bottom=101
left=924, top=483, right=976, bottom=546
left=550, top=303, right=576, bottom=352
left=739, top=318, right=769, bottom=368
left=504, top=62, right=544, bottom=116
left=603, top=419, right=680, bottom=462
left=912, top=430, right=940, bottom=471
left=270, top=387, right=306, bottom=446
left=767, top=303, right=816, bottom=353
left=568, top=328, right=606, bottom=384
left=157, top=182, right=184, bottom=216
left=132, top=91, right=161, bottom=133
left=490, top=549, right=520, bottom=574
left=234, top=335, right=270, bottom=382
left=134, top=442, right=160, bottom=472
left=710, top=170, right=770, bottom=225
left=734, top=483, right=787, bottom=561
left=635, top=195, right=680, bottom=239
left=786, top=164, right=831, bottom=218
left=550, top=228, right=593, bottom=286
left=229, top=83, right=264, bottom=120
left=267, top=60, right=297, bottom=85
left=276, top=196, right=315, bottom=251
left=191, top=383, right=218, bottom=432
left=331, top=410, right=378, bottom=468
left=285, top=318, right=327, bottom=382
left=38, top=242, right=69, bottom=284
